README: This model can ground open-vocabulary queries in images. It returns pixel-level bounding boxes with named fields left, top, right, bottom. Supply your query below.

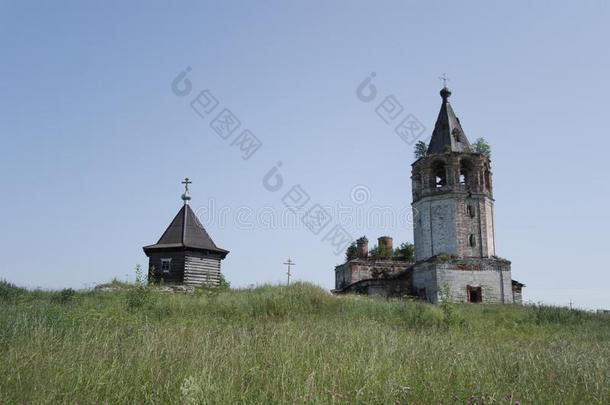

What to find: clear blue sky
left=1, top=1, right=608, bottom=309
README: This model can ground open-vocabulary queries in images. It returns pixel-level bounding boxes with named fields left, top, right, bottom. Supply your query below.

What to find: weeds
left=0, top=280, right=25, bottom=302
left=0, top=281, right=608, bottom=404
left=125, top=264, right=153, bottom=310
left=51, top=288, right=76, bottom=305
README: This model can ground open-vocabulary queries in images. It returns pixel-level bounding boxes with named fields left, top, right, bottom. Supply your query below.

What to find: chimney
left=378, top=236, right=393, bottom=252
left=356, top=236, right=368, bottom=258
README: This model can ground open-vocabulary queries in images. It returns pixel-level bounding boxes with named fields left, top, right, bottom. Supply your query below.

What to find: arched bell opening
left=431, top=160, right=447, bottom=189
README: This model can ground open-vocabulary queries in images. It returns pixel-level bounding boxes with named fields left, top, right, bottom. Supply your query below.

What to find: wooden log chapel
left=143, top=178, right=229, bottom=286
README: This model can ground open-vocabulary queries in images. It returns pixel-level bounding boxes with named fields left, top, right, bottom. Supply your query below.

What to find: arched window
left=432, top=161, right=447, bottom=189
left=467, top=204, right=475, bottom=218
left=468, top=234, right=476, bottom=247
left=484, top=168, right=491, bottom=191
left=459, top=159, right=473, bottom=186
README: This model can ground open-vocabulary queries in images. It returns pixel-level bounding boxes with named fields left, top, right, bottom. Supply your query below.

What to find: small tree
left=218, top=274, right=231, bottom=290
left=414, top=141, right=428, bottom=159
left=370, top=244, right=392, bottom=260
left=345, top=241, right=357, bottom=261
left=394, top=242, right=415, bottom=262
left=472, top=137, right=491, bottom=158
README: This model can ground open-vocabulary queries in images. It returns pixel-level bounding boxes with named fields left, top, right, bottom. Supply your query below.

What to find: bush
left=472, top=137, right=491, bottom=158
left=218, top=274, right=231, bottom=290
left=394, top=242, right=415, bottom=261
left=194, top=274, right=232, bottom=299
left=51, top=288, right=76, bottom=305
left=438, top=284, right=465, bottom=328
left=345, top=241, right=357, bottom=261
left=0, top=280, right=26, bottom=302
left=126, top=264, right=153, bottom=310
left=414, top=140, right=428, bottom=159
left=369, top=244, right=392, bottom=259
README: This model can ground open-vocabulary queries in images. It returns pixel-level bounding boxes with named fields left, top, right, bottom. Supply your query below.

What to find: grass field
left=1, top=280, right=609, bottom=404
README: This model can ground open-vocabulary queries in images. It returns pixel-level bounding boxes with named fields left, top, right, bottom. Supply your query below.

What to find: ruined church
left=334, top=86, right=524, bottom=304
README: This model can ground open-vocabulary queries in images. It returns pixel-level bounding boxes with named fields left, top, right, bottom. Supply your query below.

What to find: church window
left=467, top=204, right=475, bottom=217
left=484, top=168, right=491, bottom=190
left=161, top=258, right=171, bottom=273
left=467, top=286, right=482, bottom=303
left=459, top=159, right=473, bottom=186
left=432, top=161, right=447, bottom=188
left=468, top=234, right=476, bottom=247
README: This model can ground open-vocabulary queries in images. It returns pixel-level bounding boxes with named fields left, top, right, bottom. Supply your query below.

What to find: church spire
left=426, top=85, right=471, bottom=155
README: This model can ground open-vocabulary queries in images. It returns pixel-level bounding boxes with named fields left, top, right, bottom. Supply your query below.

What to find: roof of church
left=427, top=87, right=471, bottom=154
left=143, top=204, right=229, bottom=257
left=143, top=180, right=229, bottom=257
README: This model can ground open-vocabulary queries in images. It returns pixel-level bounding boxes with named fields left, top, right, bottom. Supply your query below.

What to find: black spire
left=427, top=86, right=471, bottom=154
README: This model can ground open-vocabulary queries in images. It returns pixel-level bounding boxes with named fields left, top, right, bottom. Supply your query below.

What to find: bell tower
left=408, top=85, right=518, bottom=305
left=412, top=86, right=496, bottom=261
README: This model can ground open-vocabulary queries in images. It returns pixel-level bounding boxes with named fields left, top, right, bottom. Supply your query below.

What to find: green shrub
left=525, top=304, right=591, bottom=325
left=0, top=280, right=26, bottom=302
left=218, top=274, right=231, bottom=290
left=438, top=284, right=465, bottom=328
left=345, top=241, right=357, bottom=261
left=51, top=288, right=76, bottom=305
left=125, top=264, right=153, bottom=310
left=472, top=137, right=491, bottom=158
left=369, top=244, right=392, bottom=259
left=414, top=140, right=428, bottom=159
left=393, top=242, right=415, bottom=261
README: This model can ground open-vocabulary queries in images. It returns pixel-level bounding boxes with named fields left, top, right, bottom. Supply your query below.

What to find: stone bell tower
left=412, top=86, right=495, bottom=261
left=409, top=86, right=519, bottom=304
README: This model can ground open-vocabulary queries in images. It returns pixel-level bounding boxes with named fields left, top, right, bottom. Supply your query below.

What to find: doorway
left=467, top=286, right=482, bottom=303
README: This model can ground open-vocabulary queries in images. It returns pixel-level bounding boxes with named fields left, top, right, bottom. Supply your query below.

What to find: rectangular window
left=161, top=258, right=171, bottom=273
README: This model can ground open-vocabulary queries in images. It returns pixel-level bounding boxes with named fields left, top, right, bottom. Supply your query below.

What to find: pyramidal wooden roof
left=427, top=87, right=471, bottom=155
left=143, top=203, right=228, bottom=257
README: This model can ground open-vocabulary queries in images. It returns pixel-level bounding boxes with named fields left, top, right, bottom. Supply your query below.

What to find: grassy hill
left=1, top=280, right=609, bottom=404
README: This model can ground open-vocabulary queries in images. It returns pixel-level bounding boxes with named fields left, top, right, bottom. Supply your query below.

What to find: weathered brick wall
left=337, top=270, right=414, bottom=297
left=411, top=152, right=497, bottom=262
left=413, top=193, right=496, bottom=261
left=335, top=259, right=412, bottom=290
left=413, top=196, right=458, bottom=260
left=413, top=258, right=512, bottom=304
left=412, top=261, right=440, bottom=302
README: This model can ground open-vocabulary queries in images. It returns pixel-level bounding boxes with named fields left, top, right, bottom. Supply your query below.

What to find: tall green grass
left=1, top=281, right=608, bottom=404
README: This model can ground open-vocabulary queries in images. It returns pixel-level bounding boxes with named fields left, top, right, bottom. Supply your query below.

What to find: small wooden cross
left=283, top=258, right=295, bottom=285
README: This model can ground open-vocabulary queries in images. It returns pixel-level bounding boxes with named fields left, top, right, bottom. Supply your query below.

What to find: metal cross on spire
left=182, top=177, right=192, bottom=192
left=439, top=73, right=450, bottom=88
left=181, top=177, right=192, bottom=204
left=283, top=258, right=295, bottom=285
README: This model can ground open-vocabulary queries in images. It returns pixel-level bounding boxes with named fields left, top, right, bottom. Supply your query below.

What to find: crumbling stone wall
left=413, top=257, right=512, bottom=304
left=412, top=152, right=496, bottom=261
left=335, top=259, right=412, bottom=290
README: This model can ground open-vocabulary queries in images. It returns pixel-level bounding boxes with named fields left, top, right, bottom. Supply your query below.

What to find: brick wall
left=413, top=258, right=512, bottom=304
